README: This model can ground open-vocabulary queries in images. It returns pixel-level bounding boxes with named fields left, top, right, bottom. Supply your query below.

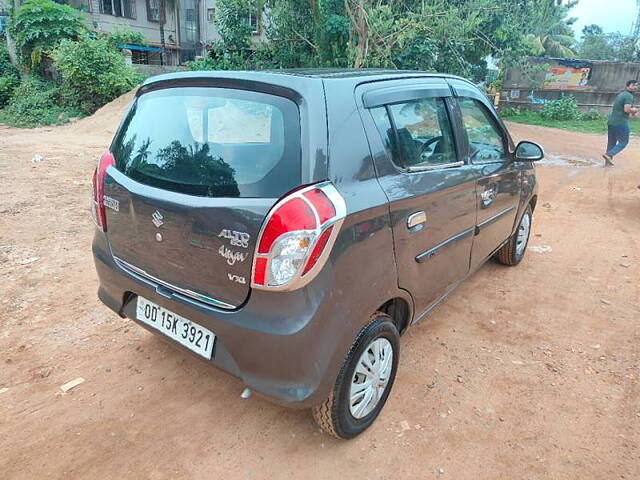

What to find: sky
left=569, top=0, right=638, bottom=37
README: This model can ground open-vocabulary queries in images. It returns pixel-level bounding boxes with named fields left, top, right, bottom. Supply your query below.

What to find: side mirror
left=514, top=141, right=544, bottom=161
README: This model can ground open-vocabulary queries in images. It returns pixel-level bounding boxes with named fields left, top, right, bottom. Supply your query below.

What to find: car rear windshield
left=111, top=86, right=301, bottom=198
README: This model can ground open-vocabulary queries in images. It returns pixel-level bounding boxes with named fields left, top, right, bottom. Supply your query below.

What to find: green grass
left=500, top=111, right=640, bottom=136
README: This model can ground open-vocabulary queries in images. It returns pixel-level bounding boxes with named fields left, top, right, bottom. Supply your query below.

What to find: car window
left=370, top=106, right=394, bottom=155
left=458, top=97, right=505, bottom=163
left=111, top=87, right=300, bottom=198
left=371, top=97, right=457, bottom=170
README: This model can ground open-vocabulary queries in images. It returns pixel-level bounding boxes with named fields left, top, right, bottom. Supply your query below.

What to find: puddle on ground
left=539, top=153, right=600, bottom=168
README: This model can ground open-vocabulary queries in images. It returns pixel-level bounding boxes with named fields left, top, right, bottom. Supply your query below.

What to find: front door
left=358, top=79, right=477, bottom=317
left=451, top=90, right=521, bottom=269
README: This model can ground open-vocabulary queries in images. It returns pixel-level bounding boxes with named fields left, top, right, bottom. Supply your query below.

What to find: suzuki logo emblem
left=152, top=210, right=164, bottom=228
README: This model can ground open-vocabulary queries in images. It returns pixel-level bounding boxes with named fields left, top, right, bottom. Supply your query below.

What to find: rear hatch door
left=103, top=84, right=302, bottom=308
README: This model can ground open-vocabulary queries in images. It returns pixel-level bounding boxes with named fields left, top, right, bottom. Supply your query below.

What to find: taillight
left=90, top=152, right=115, bottom=232
left=251, top=183, right=346, bottom=291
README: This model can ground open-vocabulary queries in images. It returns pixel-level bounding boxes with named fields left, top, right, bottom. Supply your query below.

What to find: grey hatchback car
left=92, top=69, right=542, bottom=439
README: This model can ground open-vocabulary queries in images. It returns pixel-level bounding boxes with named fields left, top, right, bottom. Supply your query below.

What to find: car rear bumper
left=92, top=231, right=352, bottom=409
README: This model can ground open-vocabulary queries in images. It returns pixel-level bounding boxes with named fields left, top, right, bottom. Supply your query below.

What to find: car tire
left=312, top=312, right=400, bottom=439
left=495, top=204, right=533, bottom=266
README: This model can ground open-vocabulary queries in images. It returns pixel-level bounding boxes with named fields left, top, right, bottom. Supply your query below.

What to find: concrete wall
left=132, top=63, right=187, bottom=78
left=501, top=57, right=640, bottom=114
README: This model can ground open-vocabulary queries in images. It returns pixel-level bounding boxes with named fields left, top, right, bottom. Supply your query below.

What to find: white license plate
left=136, top=296, right=216, bottom=360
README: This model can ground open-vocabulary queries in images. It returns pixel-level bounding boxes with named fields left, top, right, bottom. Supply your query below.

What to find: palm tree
left=526, top=30, right=576, bottom=58
left=525, top=0, right=578, bottom=58
left=159, top=0, right=177, bottom=65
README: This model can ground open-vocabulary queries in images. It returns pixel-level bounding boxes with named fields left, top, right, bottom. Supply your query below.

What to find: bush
left=0, top=41, right=18, bottom=77
left=540, top=95, right=582, bottom=121
left=0, top=42, right=20, bottom=106
left=51, top=37, right=142, bottom=114
left=186, top=44, right=250, bottom=71
left=8, top=0, right=85, bottom=69
left=102, top=26, right=146, bottom=49
left=582, top=109, right=604, bottom=121
left=186, top=57, right=218, bottom=71
left=0, top=75, right=20, bottom=107
left=0, top=76, right=81, bottom=127
left=499, top=106, right=521, bottom=117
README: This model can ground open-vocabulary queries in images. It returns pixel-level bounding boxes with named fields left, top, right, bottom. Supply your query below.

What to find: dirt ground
left=1, top=95, right=639, bottom=479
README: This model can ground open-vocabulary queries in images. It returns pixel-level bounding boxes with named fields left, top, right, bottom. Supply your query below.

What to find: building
left=16, top=0, right=255, bottom=66
left=6, top=0, right=264, bottom=67
left=67, top=0, right=263, bottom=66
left=63, top=0, right=199, bottom=66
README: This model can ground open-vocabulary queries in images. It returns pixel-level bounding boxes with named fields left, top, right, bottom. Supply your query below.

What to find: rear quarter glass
left=110, top=87, right=301, bottom=198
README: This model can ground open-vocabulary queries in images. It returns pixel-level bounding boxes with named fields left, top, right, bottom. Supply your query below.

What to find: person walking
left=603, top=80, right=639, bottom=167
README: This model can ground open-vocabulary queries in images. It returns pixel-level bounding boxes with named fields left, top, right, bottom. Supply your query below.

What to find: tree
left=582, top=24, right=603, bottom=37
left=8, top=0, right=86, bottom=70
left=3, top=0, right=21, bottom=67
left=344, top=0, right=368, bottom=68
left=216, top=0, right=254, bottom=51
left=51, top=37, right=140, bottom=113
left=523, top=0, right=577, bottom=58
left=578, top=24, right=639, bottom=61
left=0, top=42, right=19, bottom=106
left=340, top=0, right=534, bottom=77
left=261, top=0, right=349, bottom=68
left=190, top=0, right=581, bottom=79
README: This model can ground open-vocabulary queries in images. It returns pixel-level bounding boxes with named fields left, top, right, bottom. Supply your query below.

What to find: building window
left=100, top=0, right=136, bottom=19
left=100, top=0, right=111, bottom=15
left=146, top=0, right=160, bottom=22
left=146, top=0, right=170, bottom=23
left=207, top=8, right=215, bottom=23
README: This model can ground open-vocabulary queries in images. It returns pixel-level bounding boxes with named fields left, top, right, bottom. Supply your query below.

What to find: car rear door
left=447, top=80, right=521, bottom=270
left=357, top=78, right=477, bottom=318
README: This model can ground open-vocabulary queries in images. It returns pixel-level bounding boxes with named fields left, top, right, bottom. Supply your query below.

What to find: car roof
left=262, top=68, right=442, bottom=79
left=141, top=68, right=473, bottom=89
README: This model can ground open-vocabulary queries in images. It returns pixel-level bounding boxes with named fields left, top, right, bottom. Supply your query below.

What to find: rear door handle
left=407, top=211, right=426, bottom=230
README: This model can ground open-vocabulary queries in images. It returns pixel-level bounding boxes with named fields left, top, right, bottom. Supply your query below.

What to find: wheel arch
left=376, top=297, right=412, bottom=335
